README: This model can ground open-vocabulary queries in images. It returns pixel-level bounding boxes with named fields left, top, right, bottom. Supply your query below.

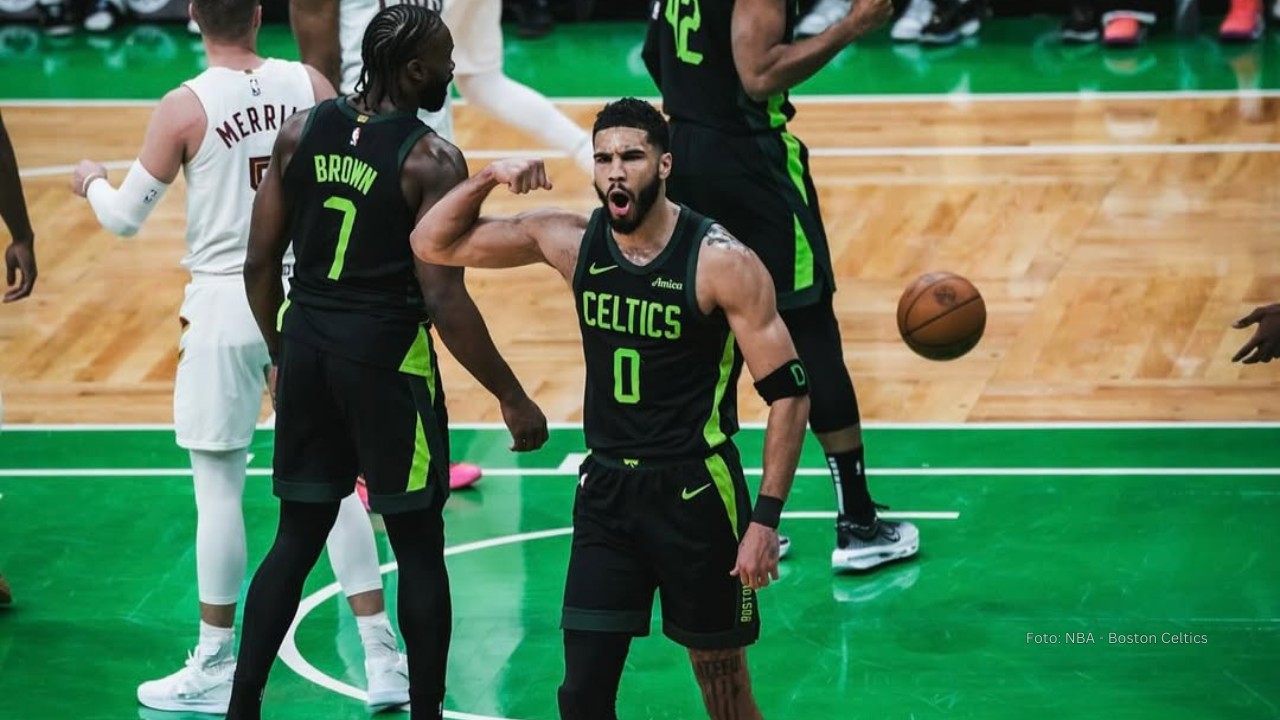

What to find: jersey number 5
left=664, top=0, right=703, bottom=66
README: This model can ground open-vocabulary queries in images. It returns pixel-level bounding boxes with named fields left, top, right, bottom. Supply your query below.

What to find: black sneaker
left=38, top=1, right=74, bottom=37
left=1061, top=2, right=1100, bottom=43
left=832, top=511, right=920, bottom=571
left=919, top=0, right=983, bottom=45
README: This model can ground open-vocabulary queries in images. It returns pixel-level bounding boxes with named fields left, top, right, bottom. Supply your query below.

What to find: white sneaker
left=136, top=648, right=235, bottom=714
left=365, top=652, right=410, bottom=711
left=795, top=0, right=852, bottom=38
left=892, top=0, right=935, bottom=40
left=831, top=518, right=920, bottom=571
left=778, top=534, right=791, bottom=559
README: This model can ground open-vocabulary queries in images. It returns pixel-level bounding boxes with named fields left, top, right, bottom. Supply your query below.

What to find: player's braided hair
left=354, top=4, right=446, bottom=109
left=593, top=98, right=670, bottom=153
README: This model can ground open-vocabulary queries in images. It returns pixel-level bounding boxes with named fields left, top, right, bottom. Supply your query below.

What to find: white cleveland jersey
left=181, top=59, right=314, bottom=276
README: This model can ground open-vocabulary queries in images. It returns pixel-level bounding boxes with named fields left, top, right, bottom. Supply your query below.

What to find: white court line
left=1, top=467, right=1276, bottom=478
left=4, top=89, right=1279, bottom=108
left=18, top=159, right=133, bottom=179
left=5, top=420, right=1280, bottom=430
left=18, top=141, right=1280, bottom=179
left=455, top=142, right=1280, bottom=161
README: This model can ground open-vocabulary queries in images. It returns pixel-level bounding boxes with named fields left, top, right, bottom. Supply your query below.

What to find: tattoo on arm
left=704, top=224, right=749, bottom=252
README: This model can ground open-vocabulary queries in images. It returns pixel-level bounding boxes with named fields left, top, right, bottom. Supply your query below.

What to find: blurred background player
left=291, top=0, right=593, bottom=172
left=1, top=107, right=39, bottom=607
left=225, top=6, right=547, bottom=717
left=644, top=0, right=921, bottom=572
left=68, top=0, right=411, bottom=712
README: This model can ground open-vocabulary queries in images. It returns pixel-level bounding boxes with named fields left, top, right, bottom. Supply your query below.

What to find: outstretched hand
left=487, top=158, right=553, bottom=194
left=1232, top=304, right=1280, bottom=364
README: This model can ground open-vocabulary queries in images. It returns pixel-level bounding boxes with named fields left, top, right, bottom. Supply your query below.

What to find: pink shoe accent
left=449, top=462, right=483, bottom=490
left=355, top=476, right=371, bottom=511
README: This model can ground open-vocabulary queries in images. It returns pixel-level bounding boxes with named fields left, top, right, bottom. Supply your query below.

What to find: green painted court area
left=0, top=424, right=1278, bottom=719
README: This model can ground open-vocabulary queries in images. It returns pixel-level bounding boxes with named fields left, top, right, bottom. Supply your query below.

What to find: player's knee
left=781, top=301, right=861, bottom=433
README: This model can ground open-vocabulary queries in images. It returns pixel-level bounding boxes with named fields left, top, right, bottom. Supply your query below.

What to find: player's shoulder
left=403, top=130, right=467, bottom=178
left=696, top=220, right=769, bottom=292
left=156, top=85, right=206, bottom=129
left=699, top=222, right=757, bottom=266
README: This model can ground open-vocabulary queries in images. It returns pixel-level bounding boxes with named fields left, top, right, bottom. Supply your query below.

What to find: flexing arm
left=244, top=109, right=308, bottom=366
left=71, top=87, right=204, bottom=237
left=407, top=143, right=550, bottom=451
left=291, top=0, right=342, bottom=90
left=411, top=158, right=585, bottom=280
left=732, top=0, right=892, bottom=101
left=0, top=111, right=36, bottom=301
left=698, top=227, right=809, bottom=590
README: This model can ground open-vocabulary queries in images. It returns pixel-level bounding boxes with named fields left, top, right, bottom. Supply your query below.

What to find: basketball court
left=1, top=17, right=1278, bottom=720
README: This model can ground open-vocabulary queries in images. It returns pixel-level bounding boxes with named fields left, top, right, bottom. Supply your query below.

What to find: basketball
left=896, top=272, right=986, bottom=361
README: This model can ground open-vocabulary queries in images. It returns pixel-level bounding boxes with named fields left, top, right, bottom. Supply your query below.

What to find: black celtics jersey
left=573, top=205, right=744, bottom=459
left=280, top=97, right=435, bottom=371
left=642, top=0, right=798, bottom=134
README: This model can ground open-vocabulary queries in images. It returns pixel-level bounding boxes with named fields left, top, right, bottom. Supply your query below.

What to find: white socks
left=355, top=611, right=399, bottom=662
left=190, top=449, right=248, bottom=606
left=197, top=620, right=235, bottom=660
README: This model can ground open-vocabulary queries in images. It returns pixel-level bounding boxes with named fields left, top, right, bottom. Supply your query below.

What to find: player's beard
left=420, top=79, right=450, bottom=112
left=596, top=173, right=661, bottom=235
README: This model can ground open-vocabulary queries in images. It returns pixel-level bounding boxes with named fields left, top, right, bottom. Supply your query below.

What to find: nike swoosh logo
left=681, top=483, right=712, bottom=501
left=588, top=263, right=618, bottom=275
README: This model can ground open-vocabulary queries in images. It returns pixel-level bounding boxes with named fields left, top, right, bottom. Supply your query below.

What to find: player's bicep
left=713, top=250, right=799, bottom=381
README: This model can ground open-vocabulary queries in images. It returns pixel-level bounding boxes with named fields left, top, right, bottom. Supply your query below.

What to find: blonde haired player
left=70, top=0, right=411, bottom=712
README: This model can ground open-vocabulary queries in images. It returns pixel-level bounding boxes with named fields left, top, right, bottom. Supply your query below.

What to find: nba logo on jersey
left=248, top=76, right=261, bottom=97
left=350, top=128, right=361, bottom=147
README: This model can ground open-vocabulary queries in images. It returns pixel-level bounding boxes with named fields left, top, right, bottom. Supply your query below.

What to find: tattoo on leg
left=691, top=651, right=758, bottom=720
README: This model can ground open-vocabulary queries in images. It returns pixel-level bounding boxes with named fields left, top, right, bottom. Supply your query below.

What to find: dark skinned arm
left=0, top=110, right=36, bottom=302
left=732, top=0, right=892, bottom=102
left=291, top=0, right=342, bottom=90
left=405, top=137, right=549, bottom=451
left=244, top=108, right=308, bottom=368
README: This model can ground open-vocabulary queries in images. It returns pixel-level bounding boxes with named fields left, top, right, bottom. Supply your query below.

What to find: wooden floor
left=1, top=96, right=1277, bottom=424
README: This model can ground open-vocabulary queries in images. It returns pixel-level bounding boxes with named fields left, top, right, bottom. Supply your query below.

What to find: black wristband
left=751, top=494, right=784, bottom=529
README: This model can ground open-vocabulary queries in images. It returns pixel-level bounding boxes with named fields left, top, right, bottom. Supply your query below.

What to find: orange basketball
left=896, top=272, right=986, bottom=361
